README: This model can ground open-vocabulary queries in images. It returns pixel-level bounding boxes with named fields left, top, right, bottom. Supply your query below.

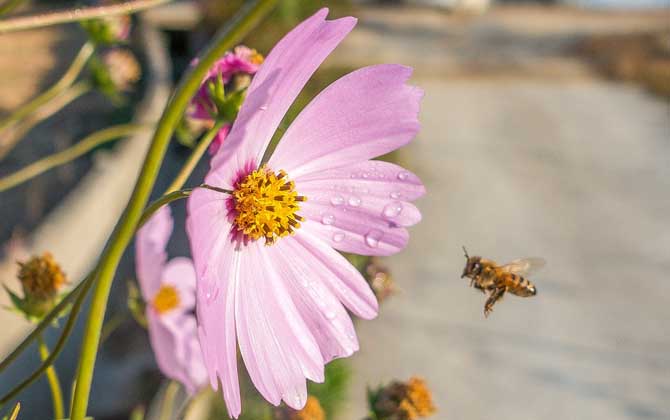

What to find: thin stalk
left=0, top=275, right=90, bottom=374
left=158, top=381, right=179, bottom=420
left=100, top=312, right=127, bottom=344
left=37, top=336, right=64, bottom=420
left=0, top=42, right=94, bottom=132
left=0, top=81, right=92, bottom=160
left=7, top=402, right=20, bottom=420
left=0, top=0, right=26, bottom=16
left=0, top=124, right=149, bottom=192
left=0, top=0, right=173, bottom=34
left=165, top=120, right=224, bottom=193
left=0, top=272, right=95, bottom=407
left=69, top=2, right=278, bottom=418
left=138, top=189, right=192, bottom=226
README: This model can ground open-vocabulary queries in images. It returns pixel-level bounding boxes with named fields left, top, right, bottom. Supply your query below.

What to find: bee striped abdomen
left=501, top=273, right=536, bottom=297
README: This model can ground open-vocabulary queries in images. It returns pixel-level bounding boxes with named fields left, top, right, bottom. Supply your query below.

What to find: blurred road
left=336, top=5, right=670, bottom=420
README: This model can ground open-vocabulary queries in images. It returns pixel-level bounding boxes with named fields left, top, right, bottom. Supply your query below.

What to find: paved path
left=341, top=79, right=670, bottom=420
left=337, top=6, right=670, bottom=420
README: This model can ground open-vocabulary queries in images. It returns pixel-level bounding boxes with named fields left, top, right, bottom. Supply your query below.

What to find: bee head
left=461, top=247, right=482, bottom=279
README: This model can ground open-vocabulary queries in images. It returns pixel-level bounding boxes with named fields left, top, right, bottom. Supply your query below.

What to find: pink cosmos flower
left=186, top=8, right=424, bottom=417
left=135, top=205, right=207, bottom=395
left=190, top=46, right=264, bottom=120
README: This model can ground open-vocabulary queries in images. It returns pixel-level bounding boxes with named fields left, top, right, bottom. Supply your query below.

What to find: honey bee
left=461, top=247, right=545, bottom=317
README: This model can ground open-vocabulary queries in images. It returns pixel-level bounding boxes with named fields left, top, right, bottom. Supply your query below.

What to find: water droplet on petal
left=365, top=229, right=383, bottom=248
left=333, top=232, right=345, bottom=242
left=325, top=310, right=337, bottom=320
left=390, top=192, right=401, bottom=199
left=202, top=285, right=219, bottom=304
left=330, top=195, right=344, bottom=206
left=348, top=196, right=361, bottom=207
left=383, top=202, right=404, bottom=218
left=397, top=172, right=410, bottom=181
left=259, top=105, right=268, bottom=110
left=362, top=172, right=370, bottom=179
left=321, top=214, right=335, bottom=225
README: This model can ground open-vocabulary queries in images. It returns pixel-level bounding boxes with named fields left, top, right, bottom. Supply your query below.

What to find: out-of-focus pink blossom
left=187, top=9, right=424, bottom=418
left=189, top=46, right=264, bottom=120
left=135, top=206, right=206, bottom=395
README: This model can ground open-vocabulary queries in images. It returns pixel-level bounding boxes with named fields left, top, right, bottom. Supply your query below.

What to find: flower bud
left=89, top=48, right=141, bottom=104
left=4, top=252, right=68, bottom=320
left=365, top=258, right=396, bottom=302
left=80, top=15, right=131, bottom=45
left=368, top=377, right=436, bottom=420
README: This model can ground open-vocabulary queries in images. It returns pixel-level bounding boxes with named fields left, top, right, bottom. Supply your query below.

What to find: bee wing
left=499, top=258, right=546, bottom=276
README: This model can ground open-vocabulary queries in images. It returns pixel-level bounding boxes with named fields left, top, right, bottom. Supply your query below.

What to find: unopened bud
left=103, top=48, right=141, bottom=91
left=365, top=258, right=396, bottom=302
left=81, top=15, right=131, bottom=45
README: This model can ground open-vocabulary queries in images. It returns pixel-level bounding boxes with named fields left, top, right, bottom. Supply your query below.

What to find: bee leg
left=484, top=287, right=505, bottom=318
left=471, top=279, right=487, bottom=294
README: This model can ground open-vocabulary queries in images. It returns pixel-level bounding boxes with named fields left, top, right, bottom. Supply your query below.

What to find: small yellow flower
left=369, top=376, right=437, bottom=420
left=290, top=395, right=325, bottom=420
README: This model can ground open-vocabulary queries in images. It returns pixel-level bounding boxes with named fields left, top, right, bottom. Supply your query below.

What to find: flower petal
left=296, top=160, right=426, bottom=202
left=300, top=211, right=410, bottom=257
left=269, top=64, right=423, bottom=178
left=147, top=311, right=204, bottom=395
left=297, top=182, right=422, bottom=229
left=136, top=205, right=173, bottom=300
left=235, top=242, right=323, bottom=410
left=208, top=8, right=356, bottom=188
left=293, top=229, right=379, bottom=320
left=161, top=257, right=196, bottom=312
left=187, top=188, right=241, bottom=417
left=272, top=237, right=360, bottom=362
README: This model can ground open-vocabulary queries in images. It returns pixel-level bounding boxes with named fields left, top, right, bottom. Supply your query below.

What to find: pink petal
left=188, top=189, right=241, bottom=416
left=147, top=311, right=205, bottom=395
left=296, top=160, right=426, bottom=202
left=235, top=242, right=323, bottom=409
left=293, top=229, right=379, bottom=320
left=300, top=211, right=410, bottom=257
left=135, top=205, right=173, bottom=300
left=297, top=183, right=422, bottom=228
left=272, top=237, right=360, bottom=362
left=161, top=257, right=196, bottom=312
left=269, top=65, right=423, bottom=178
left=208, top=9, right=356, bottom=189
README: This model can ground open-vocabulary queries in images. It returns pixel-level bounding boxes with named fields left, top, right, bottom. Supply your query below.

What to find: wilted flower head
left=103, top=48, right=141, bottom=91
left=368, top=377, right=436, bottom=420
left=4, top=252, right=68, bottom=320
left=365, top=257, right=396, bottom=302
left=189, top=45, right=264, bottom=121
left=135, top=206, right=206, bottom=395
left=275, top=395, right=325, bottom=420
left=187, top=8, right=424, bottom=418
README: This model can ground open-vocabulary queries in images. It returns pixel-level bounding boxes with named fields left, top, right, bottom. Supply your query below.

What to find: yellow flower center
left=232, top=165, right=305, bottom=245
left=153, top=285, right=180, bottom=314
left=18, top=252, right=67, bottom=300
left=249, top=49, right=264, bottom=65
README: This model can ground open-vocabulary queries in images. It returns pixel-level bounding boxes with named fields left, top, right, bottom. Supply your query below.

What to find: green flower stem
left=159, top=381, right=179, bottom=420
left=37, top=335, right=64, bottom=420
left=0, top=42, right=94, bottom=132
left=165, top=120, right=224, bottom=193
left=0, top=81, right=92, bottom=160
left=0, top=124, right=149, bottom=193
left=69, top=2, right=278, bottom=418
left=0, top=0, right=173, bottom=34
left=99, top=312, right=128, bottom=344
left=0, top=271, right=94, bottom=407
left=0, top=0, right=26, bottom=16
left=6, top=402, right=20, bottom=420
left=0, top=274, right=91, bottom=374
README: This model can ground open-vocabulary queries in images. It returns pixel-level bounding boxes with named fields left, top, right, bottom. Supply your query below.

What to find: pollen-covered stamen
left=232, top=165, right=306, bottom=245
left=153, top=285, right=180, bottom=315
